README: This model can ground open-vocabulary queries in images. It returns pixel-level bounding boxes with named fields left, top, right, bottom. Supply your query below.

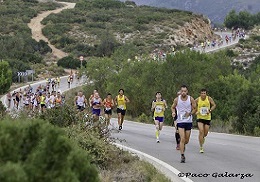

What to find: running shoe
left=156, top=138, right=160, bottom=143
left=181, top=155, right=185, bottom=163
left=119, top=125, right=122, bottom=130
left=200, top=147, right=204, bottom=153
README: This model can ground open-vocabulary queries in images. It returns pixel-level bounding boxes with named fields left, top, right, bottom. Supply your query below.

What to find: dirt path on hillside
left=28, top=1, right=76, bottom=59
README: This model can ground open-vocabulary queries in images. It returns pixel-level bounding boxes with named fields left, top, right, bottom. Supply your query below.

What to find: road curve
left=28, top=1, right=76, bottom=59
left=110, top=119, right=260, bottom=182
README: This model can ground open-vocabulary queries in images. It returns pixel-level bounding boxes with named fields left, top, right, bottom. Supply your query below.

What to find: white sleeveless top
left=176, top=95, right=192, bottom=123
left=77, top=96, right=85, bottom=106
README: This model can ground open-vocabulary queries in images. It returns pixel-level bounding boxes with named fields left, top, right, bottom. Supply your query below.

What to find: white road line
left=114, top=143, right=193, bottom=182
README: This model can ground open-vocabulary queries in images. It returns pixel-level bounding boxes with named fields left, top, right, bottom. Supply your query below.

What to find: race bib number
left=118, top=105, right=124, bottom=110
left=78, top=102, right=84, bottom=106
left=155, top=106, right=163, bottom=113
left=105, top=107, right=111, bottom=111
left=200, top=107, right=208, bottom=116
left=179, top=112, right=189, bottom=120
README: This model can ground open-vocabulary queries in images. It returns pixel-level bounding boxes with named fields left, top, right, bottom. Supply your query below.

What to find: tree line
left=224, top=10, right=260, bottom=30
left=82, top=47, right=260, bottom=136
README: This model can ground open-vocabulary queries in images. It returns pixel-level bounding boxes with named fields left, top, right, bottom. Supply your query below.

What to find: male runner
left=115, top=89, right=130, bottom=130
left=90, top=92, right=102, bottom=121
left=171, top=85, right=196, bottom=163
left=75, top=91, right=87, bottom=112
left=103, top=93, right=114, bottom=126
left=195, top=88, right=216, bottom=153
left=151, top=92, right=167, bottom=143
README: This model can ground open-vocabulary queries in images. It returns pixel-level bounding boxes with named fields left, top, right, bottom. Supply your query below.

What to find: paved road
left=110, top=119, right=260, bottom=182
left=194, top=32, right=244, bottom=53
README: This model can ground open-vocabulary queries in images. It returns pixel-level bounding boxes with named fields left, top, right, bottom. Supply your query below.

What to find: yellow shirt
left=40, top=96, right=46, bottom=105
left=117, top=95, right=126, bottom=110
left=153, top=99, right=165, bottom=117
left=197, top=96, right=211, bottom=120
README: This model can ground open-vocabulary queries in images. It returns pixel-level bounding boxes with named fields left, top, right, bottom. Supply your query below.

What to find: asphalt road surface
left=110, top=119, right=260, bottom=182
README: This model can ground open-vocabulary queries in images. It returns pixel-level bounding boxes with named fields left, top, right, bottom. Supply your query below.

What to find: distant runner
left=90, top=92, right=102, bottom=121
left=171, top=85, right=196, bottom=163
left=103, top=93, right=114, bottom=126
left=115, top=89, right=130, bottom=130
left=151, top=92, right=167, bottom=143
left=195, top=88, right=216, bottom=153
left=74, top=91, right=87, bottom=112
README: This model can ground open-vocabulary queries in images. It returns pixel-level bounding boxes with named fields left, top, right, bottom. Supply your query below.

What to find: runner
left=74, top=91, right=87, bottom=112
left=151, top=92, right=167, bottom=143
left=23, top=94, right=30, bottom=111
left=54, top=91, right=63, bottom=107
left=6, top=92, right=12, bottom=109
left=171, top=85, right=196, bottom=163
left=45, top=92, right=52, bottom=109
left=67, top=75, right=71, bottom=88
left=173, top=90, right=181, bottom=150
left=32, top=93, right=39, bottom=112
left=103, top=93, right=114, bottom=126
left=39, top=92, right=46, bottom=113
left=56, top=76, right=60, bottom=88
left=114, top=89, right=130, bottom=130
left=89, top=89, right=98, bottom=107
left=90, top=92, right=102, bottom=122
left=15, top=91, right=21, bottom=109
left=195, top=88, right=216, bottom=153
left=49, top=91, right=56, bottom=109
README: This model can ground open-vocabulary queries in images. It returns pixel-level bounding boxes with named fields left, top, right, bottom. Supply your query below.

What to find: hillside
left=129, top=0, right=260, bottom=23
left=42, top=0, right=214, bottom=57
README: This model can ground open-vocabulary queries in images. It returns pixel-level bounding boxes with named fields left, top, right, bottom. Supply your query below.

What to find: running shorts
left=177, top=123, right=192, bottom=130
left=92, top=108, right=101, bottom=116
left=117, top=108, right=126, bottom=115
left=197, top=119, right=211, bottom=126
left=154, top=116, right=164, bottom=122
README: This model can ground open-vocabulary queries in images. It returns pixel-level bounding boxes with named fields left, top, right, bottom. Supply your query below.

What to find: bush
left=57, top=56, right=86, bottom=69
left=0, top=118, right=99, bottom=182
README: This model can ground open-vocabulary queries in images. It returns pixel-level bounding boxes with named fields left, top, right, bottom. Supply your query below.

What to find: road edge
left=114, top=143, right=193, bottom=182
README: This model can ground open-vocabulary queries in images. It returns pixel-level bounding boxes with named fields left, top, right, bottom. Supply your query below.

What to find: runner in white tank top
left=171, top=85, right=196, bottom=163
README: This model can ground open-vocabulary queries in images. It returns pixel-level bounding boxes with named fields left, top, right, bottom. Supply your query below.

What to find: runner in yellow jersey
left=151, top=92, right=167, bottom=143
left=114, top=89, right=130, bottom=130
left=40, top=92, right=46, bottom=113
left=195, top=88, right=216, bottom=153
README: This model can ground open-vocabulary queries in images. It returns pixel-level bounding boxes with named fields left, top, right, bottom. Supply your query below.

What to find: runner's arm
left=164, top=100, right=168, bottom=110
left=190, top=97, right=197, bottom=115
left=151, top=101, right=155, bottom=112
left=114, top=96, right=118, bottom=106
left=208, top=96, right=216, bottom=113
left=125, top=96, right=130, bottom=103
left=171, top=98, right=178, bottom=117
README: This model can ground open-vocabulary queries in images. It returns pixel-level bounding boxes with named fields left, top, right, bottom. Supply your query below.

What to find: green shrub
left=0, top=118, right=99, bottom=182
left=57, top=56, right=86, bottom=69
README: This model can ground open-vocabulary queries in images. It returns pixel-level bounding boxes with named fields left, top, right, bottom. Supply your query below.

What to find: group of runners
left=74, top=89, right=130, bottom=130
left=151, top=85, right=216, bottom=163
left=6, top=79, right=216, bottom=164
left=6, top=80, right=64, bottom=113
